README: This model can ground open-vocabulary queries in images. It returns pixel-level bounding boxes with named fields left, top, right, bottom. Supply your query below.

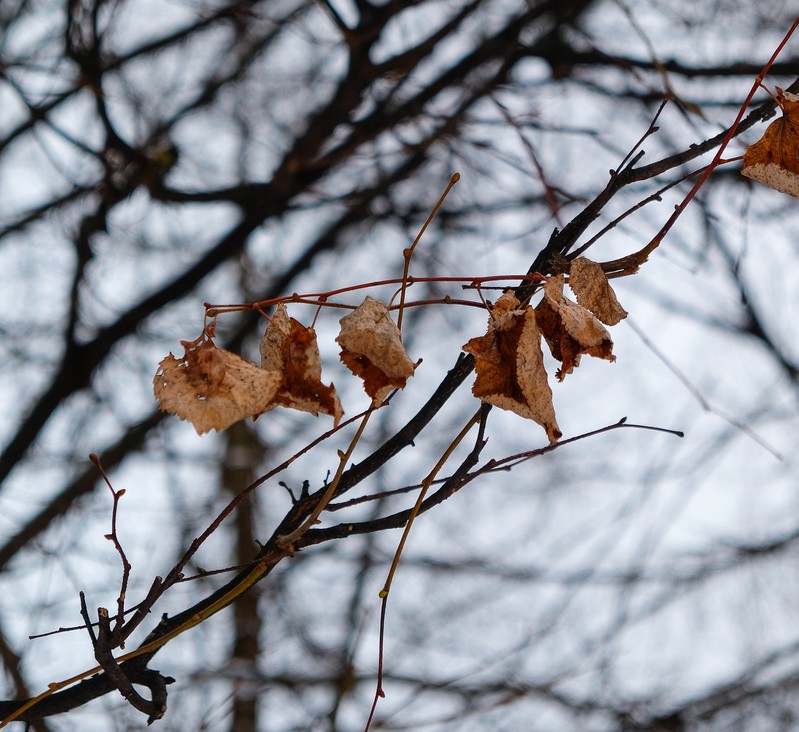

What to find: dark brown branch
left=93, top=608, right=170, bottom=724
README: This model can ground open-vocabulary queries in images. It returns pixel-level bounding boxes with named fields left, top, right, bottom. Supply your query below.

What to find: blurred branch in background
left=1, top=0, right=798, bottom=729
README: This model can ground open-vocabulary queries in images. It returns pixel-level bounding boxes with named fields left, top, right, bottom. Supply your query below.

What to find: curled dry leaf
left=742, top=88, right=799, bottom=198
left=336, top=297, right=415, bottom=406
left=153, top=334, right=281, bottom=434
left=463, top=291, right=561, bottom=444
left=536, top=275, right=615, bottom=381
left=260, top=303, right=343, bottom=426
left=568, top=257, right=627, bottom=326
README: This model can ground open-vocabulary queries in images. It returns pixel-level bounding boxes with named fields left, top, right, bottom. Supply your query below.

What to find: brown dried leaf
left=463, top=292, right=561, bottom=444
left=336, top=297, right=415, bottom=406
left=536, top=275, right=615, bottom=381
left=742, top=88, right=799, bottom=198
left=153, top=334, right=281, bottom=434
left=568, top=257, right=628, bottom=326
left=259, top=303, right=343, bottom=426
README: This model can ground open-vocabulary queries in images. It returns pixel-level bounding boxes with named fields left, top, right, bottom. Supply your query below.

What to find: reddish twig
left=204, top=272, right=546, bottom=316
left=89, top=454, right=130, bottom=647
left=642, top=16, right=799, bottom=252
left=118, top=408, right=370, bottom=643
left=396, top=173, right=460, bottom=333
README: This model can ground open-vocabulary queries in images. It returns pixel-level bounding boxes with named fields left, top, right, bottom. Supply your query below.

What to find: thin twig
left=364, top=408, right=484, bottom=731
left=277, top=410, right=374, bottom=550
left=90, top=455, right=130, bottom=647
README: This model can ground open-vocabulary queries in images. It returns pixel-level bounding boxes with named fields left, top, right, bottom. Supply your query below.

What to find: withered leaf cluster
left=153, top=334, right=282, bottom=435
left=155, top=260, right=625, bottom=443
left=153, top=299, right=413, bottom=434
left=742, top=88, right=799, bottom=199
left=536, top=274, right=616, bottom=381
left=259, top=304, right=343, bottom=426
left=337, top=296, right=416, bottom=406
left=463, top=291, right=561, bottom=443
left=567, top=257, right=628, bottom=326
left=462, top=258, right=626, bottom=443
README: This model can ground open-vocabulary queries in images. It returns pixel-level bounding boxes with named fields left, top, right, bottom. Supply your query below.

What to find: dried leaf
left=536, top=275, right=615, bottom=381
left=463, top=292, right=561, bottom=444
left=742, top=88, right=799, bottom=198
left=568, top=257, right=628, bottom=325
left=336, top=297, right=415, bottom=406
left=259, top=303, right=343, bottom=426
left=153, top=334, right=281, bottom=434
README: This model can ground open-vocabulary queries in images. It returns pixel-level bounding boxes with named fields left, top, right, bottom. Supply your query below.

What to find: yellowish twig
left=396, top=173, right=460, bottom=333
left=379, top=407, right=481, bottom=598
left=364, top=409, right=482, bottom=731
left=0, top=554, right=274, bottom=727
left=3, top=412, right=377, bottom=727
left=277, top=410, right=373, bottom=549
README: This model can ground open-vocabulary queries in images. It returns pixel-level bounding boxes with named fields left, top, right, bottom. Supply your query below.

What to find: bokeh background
left=1, top=1, right=799, bottom=729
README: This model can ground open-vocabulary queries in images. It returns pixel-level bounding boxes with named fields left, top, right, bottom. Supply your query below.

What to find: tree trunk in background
left=222, top=422, right=265, bottom=732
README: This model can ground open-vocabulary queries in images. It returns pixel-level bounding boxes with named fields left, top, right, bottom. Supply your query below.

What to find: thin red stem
left=649, top=15, right=799, bottom=247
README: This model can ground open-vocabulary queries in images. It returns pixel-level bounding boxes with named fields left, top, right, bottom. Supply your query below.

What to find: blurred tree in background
left=1, top=1, right=799, bottom=730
